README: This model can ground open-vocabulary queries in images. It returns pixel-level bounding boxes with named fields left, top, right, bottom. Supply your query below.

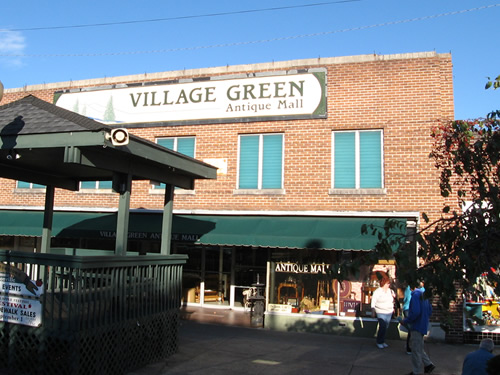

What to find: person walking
left=402, top=283, right=435, bottom=375
left=403, top=282, right=426, bottom=355
left=403, top=284, right=412, bottom=354
left=371, top=276, right=395, bottom=349
left=462, top=338, right=494, bottom=375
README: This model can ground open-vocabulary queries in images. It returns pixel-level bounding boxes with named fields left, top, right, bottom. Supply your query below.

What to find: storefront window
left=268, top=249, right=397, bottom=317
left=0, top=236, right=14, bottom=250
left=203, top=247, right=231, bottom=304
left=464, top=273, right=500, bottom=331
left=177, top=246, right=202, bottom=304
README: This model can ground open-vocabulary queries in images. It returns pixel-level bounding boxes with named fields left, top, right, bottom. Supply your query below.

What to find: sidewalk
left=127, top=307, right=475, bottom=375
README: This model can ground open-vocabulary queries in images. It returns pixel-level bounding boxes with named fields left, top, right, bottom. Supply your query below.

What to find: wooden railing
left=0, top=249, right=187, bottom=375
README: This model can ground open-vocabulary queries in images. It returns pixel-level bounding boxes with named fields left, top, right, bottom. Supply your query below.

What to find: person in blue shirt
left=403, top=285, right=412, bottom=354
left=402, top=284, right=435, bottom=375
left=462, top=338, right=494, bottom=375
left=403, top=282, right=425, bottom=355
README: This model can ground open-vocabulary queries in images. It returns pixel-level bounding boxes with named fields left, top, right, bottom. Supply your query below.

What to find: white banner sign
left=55, top=72, right=326, bottom=124
left=0, top=278, right=44, bottom=297
left=0, top=266, right=44, bottom=297
left=0, top=295, right=42, bottom=327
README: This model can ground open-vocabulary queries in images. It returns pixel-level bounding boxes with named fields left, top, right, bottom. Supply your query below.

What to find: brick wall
left=1, top=53, right=454, bottom=222
left=1, top=52, right=466, bottom=341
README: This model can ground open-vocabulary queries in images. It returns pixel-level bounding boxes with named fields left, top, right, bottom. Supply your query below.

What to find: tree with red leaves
left=403, top=75, right=500, bottom=314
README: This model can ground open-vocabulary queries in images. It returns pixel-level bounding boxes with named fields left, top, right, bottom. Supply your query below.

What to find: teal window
left=238, top=134, right=283, bottom=189
left=155, top=137, right=196, bottom=189
left=80, top=181, right=113, bottom=189
left=16, top=181, right=45, bottom=189
left=332, top=130, right=382, bottom=189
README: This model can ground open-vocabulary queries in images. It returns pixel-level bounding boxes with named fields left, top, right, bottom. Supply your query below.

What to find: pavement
left=126, top=306, right=477, bottom=375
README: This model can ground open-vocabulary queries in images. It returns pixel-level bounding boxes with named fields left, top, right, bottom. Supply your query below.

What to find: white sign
left=203, top=158, right=228, bottom=175
left=0, top=295, right=42, bottom=327
left=0, top=266, right=44, bottom=297
left=320, top=300, right=331, bottom=311
left=54, top=72, right=326, bottom=124
left=268, top=304, right=293, bottom=313
left=275, top=262, right=331, bottom=274
left=0, top=278, right=44, bottom=297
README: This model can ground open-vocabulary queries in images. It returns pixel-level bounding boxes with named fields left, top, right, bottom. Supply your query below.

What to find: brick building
left=1, top=51, right=467, bottom=341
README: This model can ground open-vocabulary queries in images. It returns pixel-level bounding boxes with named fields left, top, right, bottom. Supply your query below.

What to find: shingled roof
left=0, top=95, right=105, bottom=135
left=0, top=95, right=217, bottom=191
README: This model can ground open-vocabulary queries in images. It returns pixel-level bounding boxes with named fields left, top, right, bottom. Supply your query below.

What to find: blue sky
left=1, top=0, right=499, bottom=120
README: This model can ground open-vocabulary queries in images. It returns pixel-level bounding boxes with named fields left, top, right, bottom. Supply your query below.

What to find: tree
left=401, top=75, right=500, bottom=314
left=332, top=76, right=500, bottom=324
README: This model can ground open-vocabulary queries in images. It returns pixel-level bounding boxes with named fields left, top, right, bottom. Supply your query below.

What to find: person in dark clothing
left=402, top=285, right=435, bottom=375
left=403, top=282, right=425, bottom=355
left=462, top=338, right=494, bottom=375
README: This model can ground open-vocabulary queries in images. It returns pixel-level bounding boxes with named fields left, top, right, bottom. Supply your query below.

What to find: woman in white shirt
left=371, top=276, right=395, bottom=349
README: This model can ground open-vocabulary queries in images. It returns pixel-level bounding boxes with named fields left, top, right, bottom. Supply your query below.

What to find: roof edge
left=5, top=51, right=449, bottom=92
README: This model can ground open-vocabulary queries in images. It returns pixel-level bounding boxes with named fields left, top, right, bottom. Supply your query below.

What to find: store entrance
left=175, top=244, right=267, bottom=308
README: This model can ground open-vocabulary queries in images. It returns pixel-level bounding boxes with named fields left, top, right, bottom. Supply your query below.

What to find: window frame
left=152, top=136, right=196, bottom=192
left=330, top=129, right=385, bottom=194
left=236, top=133, right=285, bottom=192
left=79, top=180, right=113, bottom=191
left=15, top=181, right=45, bottom=191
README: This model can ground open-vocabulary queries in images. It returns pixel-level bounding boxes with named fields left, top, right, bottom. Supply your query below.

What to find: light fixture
left=105, top=128, right=129, bottom=146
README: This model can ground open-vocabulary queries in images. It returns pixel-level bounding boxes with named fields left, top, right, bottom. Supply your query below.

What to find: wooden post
left=160, top=184, right=174, bottom=255
left=114, top=174, right=132, bottom=256
left=41, top=185, right=55, bottom=253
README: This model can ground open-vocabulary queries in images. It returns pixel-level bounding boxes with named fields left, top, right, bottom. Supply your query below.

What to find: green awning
left=0, top=210, right=406, bottom=251
left=175, top=215, right=406, bottom=251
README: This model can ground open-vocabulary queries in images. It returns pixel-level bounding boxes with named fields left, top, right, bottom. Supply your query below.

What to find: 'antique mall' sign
left=275, top=262, right=331, bottom=274
left=54, top=71, right=326, bottom=125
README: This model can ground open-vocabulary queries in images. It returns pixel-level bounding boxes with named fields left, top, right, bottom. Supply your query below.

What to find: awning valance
left=0, top=210, right=407, bottom=251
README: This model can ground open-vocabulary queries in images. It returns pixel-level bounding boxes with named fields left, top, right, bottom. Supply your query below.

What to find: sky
left=1, top=0, right=499, bottom=120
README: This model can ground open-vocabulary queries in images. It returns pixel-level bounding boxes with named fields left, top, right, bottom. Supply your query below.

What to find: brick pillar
left=430, top=286, right=464, bottom=343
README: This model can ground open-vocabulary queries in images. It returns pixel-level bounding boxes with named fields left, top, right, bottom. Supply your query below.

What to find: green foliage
left=333, top=75, right=500, bottom=322
left=404, top=76, right=500, bottom=312
left=331, top=219, right=408, bottom=283
left=485, top=75, right=500, bottom=90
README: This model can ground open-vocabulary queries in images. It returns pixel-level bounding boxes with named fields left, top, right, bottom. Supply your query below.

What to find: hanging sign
left=54, top=71, right=326, bottom=125
left=0, top=264, right=44, bottom=297
left=0, top=295, right=42, bottom=327
left=0, top=264, right=44, bottom=327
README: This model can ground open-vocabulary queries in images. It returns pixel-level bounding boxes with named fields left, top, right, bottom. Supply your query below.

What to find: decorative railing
left=0, top=249, right=187, bottom=375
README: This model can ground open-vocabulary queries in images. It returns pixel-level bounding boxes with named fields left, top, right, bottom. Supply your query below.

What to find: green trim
left=312, top=71, right=327, bottom=116
left=52, top=92, right=63, bottom=105
left=0, top=210, right=406, bottom=251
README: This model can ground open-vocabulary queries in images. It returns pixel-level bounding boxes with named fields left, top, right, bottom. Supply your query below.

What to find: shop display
left=268, top=257, right=398, bottom=318
left=464, top=275, right=500, bottom=331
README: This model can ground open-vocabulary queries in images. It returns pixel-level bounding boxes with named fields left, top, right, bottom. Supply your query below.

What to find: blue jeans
left=376, top=313, right=392, bottom=344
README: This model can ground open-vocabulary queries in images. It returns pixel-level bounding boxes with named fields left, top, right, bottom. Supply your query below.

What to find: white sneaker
left=382, top=343, right=389, bottom=348
left=377, top=343, right=385, bottom=349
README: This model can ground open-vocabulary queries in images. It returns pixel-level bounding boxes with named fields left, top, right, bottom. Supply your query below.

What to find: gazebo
left=0, top=95, right=217, bottom=375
